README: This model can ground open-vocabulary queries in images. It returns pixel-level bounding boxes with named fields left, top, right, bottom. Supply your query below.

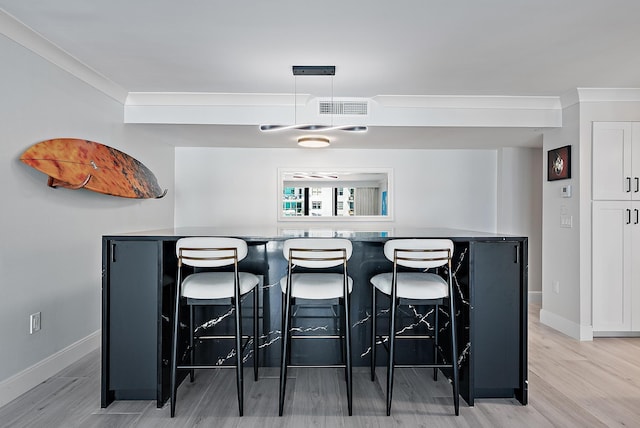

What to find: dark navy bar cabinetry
left=101, top=227, right=527, bottom=409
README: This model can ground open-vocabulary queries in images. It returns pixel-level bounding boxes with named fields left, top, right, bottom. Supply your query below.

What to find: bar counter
left=101, top=227, right=528, bottom=409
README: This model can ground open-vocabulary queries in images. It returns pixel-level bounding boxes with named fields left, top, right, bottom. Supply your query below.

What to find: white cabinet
left=592, top=121, right=640, bottom=333
left=592, top=201, right=640, bottom=332
left=592, top=122, right=640, bottom=201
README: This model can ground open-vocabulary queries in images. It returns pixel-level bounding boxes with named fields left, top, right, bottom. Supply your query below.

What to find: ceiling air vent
left=319, top=100, right=368, bottom=116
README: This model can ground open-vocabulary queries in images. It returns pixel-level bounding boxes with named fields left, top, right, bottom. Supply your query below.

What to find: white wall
left=497, top=147, right=543, bottom=297
left=540, top=103, right=583, bottom=337
left=0, top=36, right=174, bottom=403
left=175, top=147, right=498, bottom=231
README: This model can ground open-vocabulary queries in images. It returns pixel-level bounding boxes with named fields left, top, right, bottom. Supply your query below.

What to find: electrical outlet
left=30, top=312, right=41, bottom=334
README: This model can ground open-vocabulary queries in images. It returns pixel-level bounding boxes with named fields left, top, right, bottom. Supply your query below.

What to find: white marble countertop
left=103, top=226, right=526, bottom=242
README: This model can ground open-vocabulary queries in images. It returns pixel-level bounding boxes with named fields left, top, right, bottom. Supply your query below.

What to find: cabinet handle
left=627, top=209, right=632, bottom=225
left=636, top=209, right=639, bottom=225
left=111, top=242, right=116, bottom=263
left=636, top=177, right=639, bottom=193
left=627, top=177, right=632, bottom=193
left=514, top=244, right=519, bottom=264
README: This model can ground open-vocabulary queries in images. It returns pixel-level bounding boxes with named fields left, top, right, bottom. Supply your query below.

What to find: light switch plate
left=560, top=215, right=573, bottom=228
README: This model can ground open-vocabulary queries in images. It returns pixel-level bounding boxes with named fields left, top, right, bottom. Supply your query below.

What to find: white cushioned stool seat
left=183, top=272, right=259, bottom=299
left=280, top=273, right=353, bottom=299
left=370, top=272, right=448, bottom=300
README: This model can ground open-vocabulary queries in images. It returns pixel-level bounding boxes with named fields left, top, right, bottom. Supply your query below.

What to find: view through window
left=283, top=187, right=355, bottom=217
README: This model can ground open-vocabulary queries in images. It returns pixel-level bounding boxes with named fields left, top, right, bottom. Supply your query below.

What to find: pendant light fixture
left=259, top=66, right=368, bottom=134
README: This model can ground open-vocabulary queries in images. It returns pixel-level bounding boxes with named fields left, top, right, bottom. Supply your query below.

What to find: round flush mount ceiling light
left=297, top=136, right=330, bottom=148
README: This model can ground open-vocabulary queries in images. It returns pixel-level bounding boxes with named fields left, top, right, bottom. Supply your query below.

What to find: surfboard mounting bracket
left=47, top=174, right=92, bottom=190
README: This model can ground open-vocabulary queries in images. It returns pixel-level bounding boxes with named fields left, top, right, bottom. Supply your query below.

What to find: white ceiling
left=2, top=0, right=640, bottom=149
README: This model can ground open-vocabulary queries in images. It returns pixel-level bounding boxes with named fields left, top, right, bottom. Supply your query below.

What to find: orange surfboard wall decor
left=20, top=138, right=167, bottom=199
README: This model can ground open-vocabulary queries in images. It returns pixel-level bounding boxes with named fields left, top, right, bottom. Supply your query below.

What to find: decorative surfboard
left=20, top=138, right=167, bottom=199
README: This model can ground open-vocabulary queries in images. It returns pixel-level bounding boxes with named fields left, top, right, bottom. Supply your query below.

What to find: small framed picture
left=547, top=145, right=571, bottom=181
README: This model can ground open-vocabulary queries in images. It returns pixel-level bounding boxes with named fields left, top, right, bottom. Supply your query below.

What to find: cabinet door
left=472, top=241, right=522, bottom=395
left=593, top=122, right=633, bottom=201
left=633, top=124, right=640, bottom=200
left=592, top=201, right=632, bottom=332
left=632, top=202, right=640, bottom=330
left=107, top=240, right=159, bottom=399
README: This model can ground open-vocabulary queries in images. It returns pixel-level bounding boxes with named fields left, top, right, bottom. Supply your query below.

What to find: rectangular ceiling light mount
left=292, top=66, right=335, bottom=76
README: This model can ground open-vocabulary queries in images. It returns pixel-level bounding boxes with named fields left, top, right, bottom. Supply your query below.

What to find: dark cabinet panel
left=104, top=240, right=159, bottom=402
left=470, top=241, right=527, bottom=402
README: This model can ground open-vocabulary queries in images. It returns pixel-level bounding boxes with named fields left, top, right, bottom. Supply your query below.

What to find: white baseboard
left=528, top=291, right=542, bottom=305
left=539, top=309, right=593, bottom=341
left=593, top=331, right=640, bottom=337
left=0, top=330, right=101, bottom=408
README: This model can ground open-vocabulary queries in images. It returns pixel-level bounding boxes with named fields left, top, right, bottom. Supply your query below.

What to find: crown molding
left=373, top=94, right=561, bottom=110
left=126, top=92, right=312, bottom=106
left=1, top=9, right=128, bottom=103
left=560, top=88, right=640, bottom=109
left=576, top=88, right=640, bottom=103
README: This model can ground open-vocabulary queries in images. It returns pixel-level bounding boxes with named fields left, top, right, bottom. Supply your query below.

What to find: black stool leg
left=449, top=295, right=460, bottom=416
left=344, top=293, right=353, bottom=416
left=433, top=303, right=439, bottom=381
left=338, top=301, right=345, bottom=373
left=386, top=297, right=397, bottom=416
left=234, top=297, right=244, bottom=416
left=280, top=293, right=292, bottom=367
left=287, top=299, right=294, bottom=367
left=370, top=287, right=377, bottom=381
left=254, top=285, right=259, bottom=382
left=279, top=286, right=292, bottom=416
left=189, top=305, right=195, bottom=382
left=281, top=292, right=286, bottom=343
left=170, top=283, right=181, bottom=417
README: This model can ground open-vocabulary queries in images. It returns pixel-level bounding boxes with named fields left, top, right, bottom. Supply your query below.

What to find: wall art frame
left=547, top=145, right=571, bottom=181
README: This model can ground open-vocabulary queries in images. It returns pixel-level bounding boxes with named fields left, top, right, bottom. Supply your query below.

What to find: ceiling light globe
left=297, top=137, right=330, bottom=148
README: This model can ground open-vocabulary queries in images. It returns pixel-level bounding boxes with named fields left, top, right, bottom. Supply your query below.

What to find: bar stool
left=170, top=237, right=260, bottom=417
left=279, top=238, right=354, bottom=416
left=370, top=239, right=459, bottom=416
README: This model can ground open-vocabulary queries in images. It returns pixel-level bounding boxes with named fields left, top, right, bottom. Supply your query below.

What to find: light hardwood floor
left=2, top=305, right=640, bottom=427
